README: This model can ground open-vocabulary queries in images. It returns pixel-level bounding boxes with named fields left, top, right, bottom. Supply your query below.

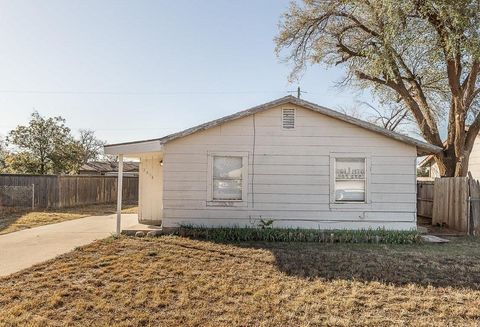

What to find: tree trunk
left=435, top=149, right=471, bottom=177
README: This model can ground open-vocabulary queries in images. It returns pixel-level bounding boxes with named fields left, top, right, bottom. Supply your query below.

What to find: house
left=417, top=156, right=440, bottom=178
left=418, top=135, right=480, bottom=178
left=79, top=161, right=139, bottom=177
left=104, top=96, right=441, bottom=231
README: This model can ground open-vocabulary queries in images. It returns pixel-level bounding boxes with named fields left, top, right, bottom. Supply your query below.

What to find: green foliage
left=5, top=112, right=106, bottom=175
left=417, top=166, right=430, bottom=177
left=258, top=218, right=275, bottom=229
left=0, top=136, right=8, bottom=173
left=78, top=129, right=107, bottom=163
left=7, top=112, right=76, bottom=174
left=3, top=152, right=40, bottom=174
left=276, top=0, right=479, bottom=83
left=177, top=225, right=421, bottom=244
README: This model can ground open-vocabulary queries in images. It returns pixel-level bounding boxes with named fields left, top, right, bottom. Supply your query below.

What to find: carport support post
left=116, top=154, right=124, bottom=235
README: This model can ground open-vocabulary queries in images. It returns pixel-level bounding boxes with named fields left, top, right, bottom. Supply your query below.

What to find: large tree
left=78, top=129, right=106, bottom=163
left=276, top=0, right=480, bottom=176
left=339, top=101, right=411, bottom=132
left=6, top=113, right=108, bottom=174
left=7, top=112, right=80, bottom=174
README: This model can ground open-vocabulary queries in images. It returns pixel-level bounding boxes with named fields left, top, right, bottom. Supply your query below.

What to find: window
left=282, top=108, right=295, bottom=129
left=334, top=157, right=366, bottom=203
left=207, top=152, right=248, bottom=205
left=213, top=156, right=243, bottom=200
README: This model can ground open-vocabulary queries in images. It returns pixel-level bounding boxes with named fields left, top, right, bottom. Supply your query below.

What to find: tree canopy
left=4, top=112, right=106, bottom=175
left=276, top=0, right=480, bottom=176
left=0, top=136, right=7, bottom=172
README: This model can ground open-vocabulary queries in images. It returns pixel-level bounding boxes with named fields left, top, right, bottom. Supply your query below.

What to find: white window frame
left=329, top=153, right=372, bottom=210
left=281, top=108, right=296, bottom=130
left=207, top=151, right=248, bottom=207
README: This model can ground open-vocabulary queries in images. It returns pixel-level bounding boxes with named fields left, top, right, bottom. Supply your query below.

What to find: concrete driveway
left=0, top=213, right=138, bottom=277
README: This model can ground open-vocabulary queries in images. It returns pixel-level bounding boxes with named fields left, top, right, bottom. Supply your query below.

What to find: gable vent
left=282, top=108, right=295, bottom=129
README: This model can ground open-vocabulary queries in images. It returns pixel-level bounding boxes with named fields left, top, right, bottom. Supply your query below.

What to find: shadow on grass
left=0, top=207, right=30, bottom=233
left=230, top=238, right=480, bottom=290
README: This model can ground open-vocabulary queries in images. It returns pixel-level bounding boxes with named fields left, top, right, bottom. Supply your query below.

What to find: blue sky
left=0, top=0, right=368, bottom=144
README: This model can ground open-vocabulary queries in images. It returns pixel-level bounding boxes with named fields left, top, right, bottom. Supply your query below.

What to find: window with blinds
left=282, top=108, right=295, bottom=129
left=334, top=158, right=366, bottom=202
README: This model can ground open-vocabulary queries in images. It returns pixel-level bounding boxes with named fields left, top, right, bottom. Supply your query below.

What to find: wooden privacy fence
left=0, top=174, right=138, bottom=209
left=432, top=177, right=469, bottom=233
left=468, top=173, right=480, bottom=235
left=417, top=180, right=434, bottom=219
left=418, top=174, right=480, bottom=235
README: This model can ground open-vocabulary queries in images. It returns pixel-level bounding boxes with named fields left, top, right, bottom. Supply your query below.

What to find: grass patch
left=0, top=204, right=138, bottom=235
left=1, top=236, right=480, bottom=326
left=177, top=225, right=420, bottom=244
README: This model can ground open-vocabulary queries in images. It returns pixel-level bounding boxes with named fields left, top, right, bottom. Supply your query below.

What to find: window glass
left=213, top=180, right=242, bottom=200
left=213, top=157, right=242, bottom=178
left=213, top=156, right=243, bottom=200
left=335, top=158, right=365, bottom=202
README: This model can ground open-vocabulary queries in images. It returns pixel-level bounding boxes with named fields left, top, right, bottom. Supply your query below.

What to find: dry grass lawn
left=0, top=204, right=138, bottom=235
left=1, top=236, right=480, bottom=326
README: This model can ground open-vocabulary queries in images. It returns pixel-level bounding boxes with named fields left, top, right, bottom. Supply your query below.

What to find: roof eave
left=416, top=145, right=442, bottom=157
left=104, top=139, right=163, bottom=155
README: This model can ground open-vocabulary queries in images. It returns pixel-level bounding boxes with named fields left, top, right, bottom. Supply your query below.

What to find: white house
left=105, top=96, right=441, bottom=231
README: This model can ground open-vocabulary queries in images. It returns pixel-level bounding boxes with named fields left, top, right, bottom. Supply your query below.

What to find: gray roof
left=80, top=161, right=139, bottom=173
left=105, top=96, right=442, bottom=156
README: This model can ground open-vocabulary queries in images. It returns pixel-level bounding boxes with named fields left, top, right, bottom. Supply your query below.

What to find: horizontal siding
left=164, top=181, right=207, bottom=191
left=371, top=165, right=413, bottom=175
left=372, top=156, right=415, bottom=165
left=252, top=184, right=329, bottom=194
left=161, top=103, right=417, bottom=229
left=252, top=175, right=329, bottom=185
left=371, top=193, right=416, bottom=203
left=370, top=174, right=415, bottom=184
left=162, top=217, right=415, bottom=230
left=165, top=144, right=412, bottom=156
left=370, top=183, right=415, bottom=193
left=221, top=125, right=405, bottom=137
left=253, top=165, right=328, bottom=175
left=163, top=209, right=415, bottom=221
left=163, top=200, right=415, bottom=212
left=172, top=134, right=412, bottom=147
left=253, top=155, right=329, bottom=166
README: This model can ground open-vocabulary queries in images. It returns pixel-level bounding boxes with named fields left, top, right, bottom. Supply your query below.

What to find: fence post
left=31, top=183, right=35, bottom=210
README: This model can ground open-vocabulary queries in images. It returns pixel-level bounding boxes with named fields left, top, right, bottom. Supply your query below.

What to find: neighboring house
left=418, top=135, right=480, bottom=178
left=79, top=161, right=139, bottom=177
left=417, top=156, right=440, bottom=178
left=104, top=96, right=441, bottom=231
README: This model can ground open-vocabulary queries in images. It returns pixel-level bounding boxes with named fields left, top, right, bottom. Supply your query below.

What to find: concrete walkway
left=0, top=213, right=138, bottom=277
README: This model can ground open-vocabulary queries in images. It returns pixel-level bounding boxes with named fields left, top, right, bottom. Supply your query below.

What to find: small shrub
left=258, top=219, right=274, bottom=229
left=176, top=225, right=421, bottom=244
